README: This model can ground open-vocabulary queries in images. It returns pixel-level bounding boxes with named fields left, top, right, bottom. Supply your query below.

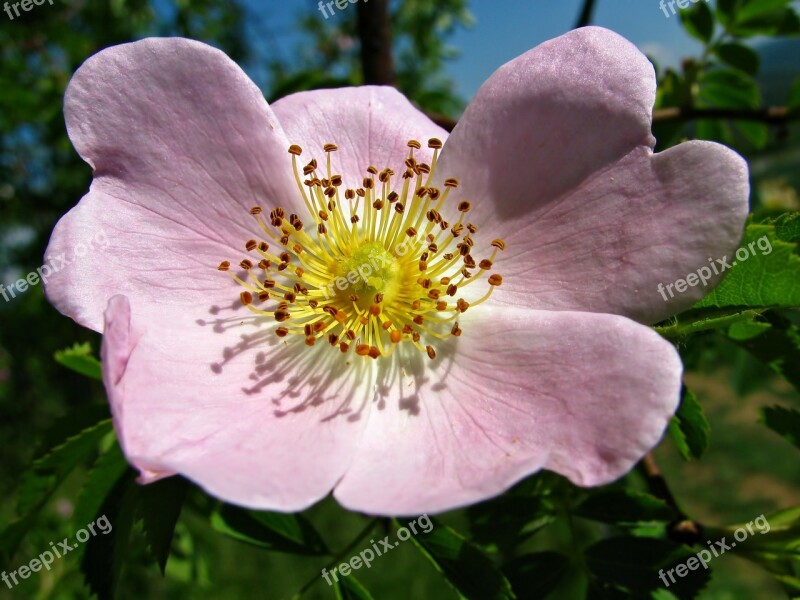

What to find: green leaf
left=0, top=512, right=40, bottom=564
left=737, top=0, right=794, bottom=22
left=789, top=79, right=800, bottom=110
left=734, top=120, right=769, bottom=149
left=18, top=419, right=113, bottom=515
left=54, top=342, right=102, bottom=380
left=774, top=212, right=800, bottom=245
left=211, top=504, right=329, bottom=555
left=138, top=477, right=190, bottom=574
left=73, top=441, right=131, bottom=542
left=467, top=473, right=557, bottom=550
left=680, top=1, right=714, bottom=43
left=334, top=575, right=376, bottom=600
left=731, top=6, right=800, bottom=36
left=714, top=43, right=760, bottom=76
left=730, top=311, right=800, bottom=392
left=706, top=507, right=800, bottom=563
left=575, top=490, right=676, bottom=524
left=585, top=537, right=711, bottom=599
left=698, top=69, right=760, bottom=109
left=503, top=552, right=571, bottom=600
left=694, top=223, right=800, bottom=310
left=761, top=406, right=800, bottom=450
left=400, top=517, right=515, bottom=600
left=727, top=318, right=771, bottom=340
left=669, top=387, right=710, bottom=461
left=81, top=472, right=139, bottom=600
left=716, top=0, right=743, bottom=28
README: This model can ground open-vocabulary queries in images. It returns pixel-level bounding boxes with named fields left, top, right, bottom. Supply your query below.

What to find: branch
left=427, top=106, right=797, bottom=133
left=653, top=105, right=798, bottom=124
left=356, top=0, right=396, bottom=86
left=575, top=0, right=597, bottom=28
left=639, top=453, right=703, bottom=545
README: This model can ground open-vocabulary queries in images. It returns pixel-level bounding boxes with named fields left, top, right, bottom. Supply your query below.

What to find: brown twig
left=427, top=106, right=796, bottom=133
left=356, top=0, right=396, bottom=86
left=639, top=452, right=703, bottom=545
left=652, top=105, right=798, bottom=124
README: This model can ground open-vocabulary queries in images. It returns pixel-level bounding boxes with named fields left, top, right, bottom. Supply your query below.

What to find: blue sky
left=446, top=0, right=704, bottom=97
left=254, top=0, right=706, bottom=99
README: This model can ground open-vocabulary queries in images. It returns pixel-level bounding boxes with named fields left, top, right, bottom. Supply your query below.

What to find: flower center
left=218, top=139, right=506, bottom=360
left=335, top=242, right=401, bottom=302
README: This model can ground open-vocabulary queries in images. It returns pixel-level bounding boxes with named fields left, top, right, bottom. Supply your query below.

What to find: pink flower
left=45, top=28, right=748, bottom=515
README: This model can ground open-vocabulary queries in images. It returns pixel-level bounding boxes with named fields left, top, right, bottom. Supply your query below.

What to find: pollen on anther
left=222, top=140, right=509, bottom=361
left=488, top=274, right=504, bottom=286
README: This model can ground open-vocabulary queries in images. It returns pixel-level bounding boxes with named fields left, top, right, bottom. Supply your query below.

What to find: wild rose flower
left=45, top=27, right=748, bottom=515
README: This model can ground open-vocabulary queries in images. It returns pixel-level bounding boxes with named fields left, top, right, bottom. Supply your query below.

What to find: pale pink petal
left=334, top=307, right=682, bottom=515
left=101, top=295, right=373, bottom=511
left=45, top=38, right=300, bottom=331
left=436, top=26, right=656, bottom=226
left=435, top=25, right=748, bottom=323
left=491, top=142, right=749, bottom=323
left=272, top=86, right=448, bottom=189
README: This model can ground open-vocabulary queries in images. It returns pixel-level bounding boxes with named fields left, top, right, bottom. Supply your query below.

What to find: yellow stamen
left=219, top=142, right=506, bottom=360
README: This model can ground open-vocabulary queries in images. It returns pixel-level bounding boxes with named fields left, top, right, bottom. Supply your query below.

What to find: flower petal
left=334, top=307, right=682, bottom=515
left=45, top=38, right=299, bottom=331
left=436, top=26, right=656, bottom=224
left=272, top=86, right=448, bottom=189
left=101, top=295, right=373, bottom=512
left=490, top=142, right=749, bottom=323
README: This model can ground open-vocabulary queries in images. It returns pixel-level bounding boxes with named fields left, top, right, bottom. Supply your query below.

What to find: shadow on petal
left=197, top=300, right=461, bottom=424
